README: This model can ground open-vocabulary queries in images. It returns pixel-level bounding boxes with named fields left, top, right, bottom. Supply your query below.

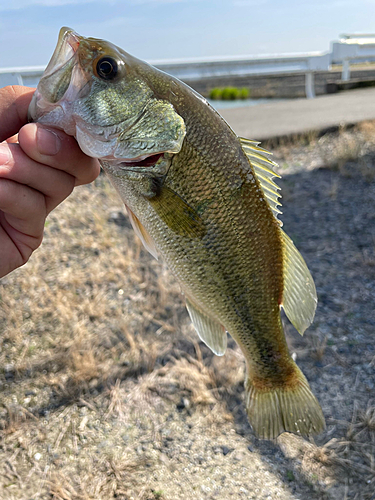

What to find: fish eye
left=96, top=56, right=118, bottom=80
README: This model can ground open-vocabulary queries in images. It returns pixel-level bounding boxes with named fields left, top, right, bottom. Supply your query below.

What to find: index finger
left=0, top=86, right=35, bottom=142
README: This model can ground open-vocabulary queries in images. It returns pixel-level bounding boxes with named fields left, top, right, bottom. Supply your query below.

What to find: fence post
left=342, top=59, right=351, bottom=81
left=305, top=72, right=315, bottom=99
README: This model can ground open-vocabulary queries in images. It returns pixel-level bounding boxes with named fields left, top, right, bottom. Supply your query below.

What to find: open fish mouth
left=28, top=27, right=87, bottom=133
left=43, top=27, right=81, bottom=79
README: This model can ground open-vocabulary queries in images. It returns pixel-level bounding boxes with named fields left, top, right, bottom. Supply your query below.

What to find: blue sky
left=0, top=0, right=374, bottom=68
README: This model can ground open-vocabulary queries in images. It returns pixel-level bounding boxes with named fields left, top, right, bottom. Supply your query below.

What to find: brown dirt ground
left=1, top=122, right=375, bottom=500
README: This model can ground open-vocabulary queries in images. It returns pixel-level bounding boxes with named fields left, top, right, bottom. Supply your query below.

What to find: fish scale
left=29, top=27, right=325, bottom=440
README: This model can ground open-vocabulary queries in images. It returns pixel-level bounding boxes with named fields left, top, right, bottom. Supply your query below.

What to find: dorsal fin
left=240, top=137, right=283, bottom=225
left=280, top=230, right=317, bottom=335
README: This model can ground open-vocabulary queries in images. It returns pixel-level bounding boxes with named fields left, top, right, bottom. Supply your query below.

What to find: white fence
left=153, top=52, right=330, bottom=99
left=332, top=34, right=375, bottom=81
left=0, top=66, right=45, bottom=88
left=1, top=34, right=375, bottom=99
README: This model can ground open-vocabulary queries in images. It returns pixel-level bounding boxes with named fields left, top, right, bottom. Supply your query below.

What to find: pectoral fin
left=149, top=187, right=206, bottom=239
left=186, top=298, right=227, bottom=355
left=281, top=230, right=317, bottom=335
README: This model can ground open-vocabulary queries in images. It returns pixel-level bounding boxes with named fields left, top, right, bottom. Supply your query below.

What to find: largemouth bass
left=28, top=27, right=325, bottom=439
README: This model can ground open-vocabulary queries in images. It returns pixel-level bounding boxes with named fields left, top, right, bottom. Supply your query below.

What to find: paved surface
left=219, top=87, right=375, bottom=140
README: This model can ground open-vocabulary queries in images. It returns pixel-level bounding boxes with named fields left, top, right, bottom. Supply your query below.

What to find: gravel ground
left=0, top=122, right=375, bottom=500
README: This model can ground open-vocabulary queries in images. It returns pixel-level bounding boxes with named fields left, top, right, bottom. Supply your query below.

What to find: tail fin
left=245, top=364, right=325, bottom=440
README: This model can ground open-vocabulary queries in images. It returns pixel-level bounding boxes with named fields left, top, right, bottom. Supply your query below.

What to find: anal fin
left=186, top=298, right=227, bottom=356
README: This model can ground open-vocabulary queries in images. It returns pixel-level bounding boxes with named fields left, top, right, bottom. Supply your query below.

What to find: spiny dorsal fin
left=240, top=137, right=283, bottom=225
left=186, top=298, right=227, bottom=356
left=126, top=205, right=158, bottom=260
left=280, top=230, right=317, bottom=335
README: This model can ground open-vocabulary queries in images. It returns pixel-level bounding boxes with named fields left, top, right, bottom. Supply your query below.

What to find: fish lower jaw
left=28, top=92, right=77, bottom=136
left=39, top=109, right=76, bottom=136
left=28, top=92, right=59, bottom=124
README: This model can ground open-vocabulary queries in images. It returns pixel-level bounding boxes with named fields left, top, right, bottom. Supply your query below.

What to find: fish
left=28, top=27, right=325, bottom=440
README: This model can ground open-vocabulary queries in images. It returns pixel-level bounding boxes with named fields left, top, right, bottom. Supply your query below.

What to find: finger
left=18, top=123, right=101, bottom=186
left=0, top=86, right=35, bottom=142
left=0, top=178, right=46, bottom=237
left=0, top=142, right=75, bottom=213
left=0, top=218, right=40, bottom=278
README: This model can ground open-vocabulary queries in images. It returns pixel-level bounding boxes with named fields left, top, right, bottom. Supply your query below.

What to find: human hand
left=0, top=85, right=101, bottom=278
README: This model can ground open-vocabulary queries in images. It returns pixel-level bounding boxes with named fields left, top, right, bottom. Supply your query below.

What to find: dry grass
left=318, top=121, right=375, bottom=181
left=309, top=335, right=328, bottom=363
left=277, top=401, right=375, bottom=497
left=269, top=120, right=375, bottom=185
left=0, top=175, right=186, bottom=498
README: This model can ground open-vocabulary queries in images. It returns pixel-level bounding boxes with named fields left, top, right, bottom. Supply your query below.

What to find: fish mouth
left=43, top=27, right=81, bottom=79
left=29, top=27, right=111, bottom=139
left=28, top=27, right=85, bottom=125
